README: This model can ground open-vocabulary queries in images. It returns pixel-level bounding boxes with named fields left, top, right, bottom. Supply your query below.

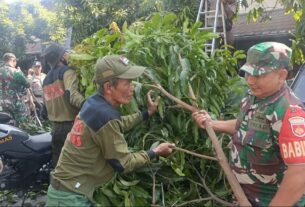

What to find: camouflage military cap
left=94, top=55, right=145, bottom=84
left=240, top=42, right=292, bottom=76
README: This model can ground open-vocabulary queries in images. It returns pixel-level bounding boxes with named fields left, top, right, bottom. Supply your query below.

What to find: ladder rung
left=198, top=27, right=214, bottom=31
left=196, top=0, right=227, bottom=54
left=199, top=10, right=216, bottom=14
left=205, top=15, right=223, bottom=18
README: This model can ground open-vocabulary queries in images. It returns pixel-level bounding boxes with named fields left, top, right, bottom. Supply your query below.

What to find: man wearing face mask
left=42, top=43, right=85, bottom=167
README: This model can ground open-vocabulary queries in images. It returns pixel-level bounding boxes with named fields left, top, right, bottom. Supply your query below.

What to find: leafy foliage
left=50, top=0, right=200, bottom=44
left=0, top=0, right=65, bottom=58
left=70, top=12, right=246, bottom=206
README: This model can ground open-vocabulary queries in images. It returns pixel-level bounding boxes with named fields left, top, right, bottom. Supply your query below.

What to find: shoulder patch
left=279, top=106, right=305, bottom=164
left=288, top=116, right=305, bottom=137
left=69, top=116, right=84, bottom=147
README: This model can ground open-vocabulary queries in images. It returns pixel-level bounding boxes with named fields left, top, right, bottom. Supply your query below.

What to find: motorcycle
left=0, top=112, right=52, bottom=206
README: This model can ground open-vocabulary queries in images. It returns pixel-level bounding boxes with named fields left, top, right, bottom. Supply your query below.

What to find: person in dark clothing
left=42, top=43, right=85, bottom=167
left=46, top=55, right=175, bottom=206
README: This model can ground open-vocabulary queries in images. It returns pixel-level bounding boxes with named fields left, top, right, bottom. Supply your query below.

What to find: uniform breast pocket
left=244, top=128, right=282, bottom=175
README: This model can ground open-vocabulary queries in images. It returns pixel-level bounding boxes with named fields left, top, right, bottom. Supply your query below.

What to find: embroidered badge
left=288, top=116, right=305, bottom=138
left=70, top=117, right=84, bottom=147
left=120, top=56, right=129, bottom=65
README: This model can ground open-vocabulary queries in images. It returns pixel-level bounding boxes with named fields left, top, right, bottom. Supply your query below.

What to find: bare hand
left=153, top=142, right=175, bottom=157
left=147, top=90, right=161, bottom=116
left=192, top=110, right=212, bottom=129
left=27, top=68, right=34, bottom=77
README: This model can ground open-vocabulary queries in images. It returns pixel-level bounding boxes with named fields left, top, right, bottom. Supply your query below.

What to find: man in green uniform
left=46, top=55, right=175, bottom=206
left=42, top=43, right=85, bottom=167
left=28, top=61, right=46, bottom=108
left=0, top=53, right=32, bottom=128
left=192, top=42, right=305, bottom=206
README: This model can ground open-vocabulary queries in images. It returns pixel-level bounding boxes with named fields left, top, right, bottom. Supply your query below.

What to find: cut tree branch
left=144, top=73, right=251, bottom=206
left=174, top=146, right=218, bottom=161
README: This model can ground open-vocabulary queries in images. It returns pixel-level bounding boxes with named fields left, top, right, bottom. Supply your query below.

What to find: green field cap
left=94, top=55, right=145, bottom=84
left=240, top=42, right=292, bottom=76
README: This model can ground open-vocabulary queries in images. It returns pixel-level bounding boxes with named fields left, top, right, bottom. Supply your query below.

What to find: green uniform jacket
left=52, top=93, right=155, bottom=203
left=42, top=65, right=84, bottom=122
left=0, top=64, right=31, bottom=126
left=231, top=84, right=305, bottom=206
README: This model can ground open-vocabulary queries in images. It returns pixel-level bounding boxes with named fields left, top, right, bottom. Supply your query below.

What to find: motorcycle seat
left=24, top=132, right=52, bottom=152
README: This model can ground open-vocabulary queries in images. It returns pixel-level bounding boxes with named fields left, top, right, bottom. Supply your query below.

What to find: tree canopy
left=1, top=0, right=304, bottom=62
left=0, top=0, right=65, bottom=58
left=50, top=0, right=200, bottom=44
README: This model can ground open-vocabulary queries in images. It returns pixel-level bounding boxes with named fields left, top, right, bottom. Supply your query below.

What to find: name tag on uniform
left=248, top=112, right=270, bottom=133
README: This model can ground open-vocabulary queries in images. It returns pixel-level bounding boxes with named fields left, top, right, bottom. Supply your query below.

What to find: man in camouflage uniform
left=193, top=42, right=305, bottom=206
left=28, top=61, right=46, bottom=103
left=42, top=43, right=85, bottom=167
left=28, top=61, right=46, bottom=118
left=46, top=55, right=175, bottom=206
left=0, top=53, right=32, bottom=128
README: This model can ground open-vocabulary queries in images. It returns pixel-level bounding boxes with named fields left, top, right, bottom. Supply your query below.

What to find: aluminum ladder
left=196, top=0, right=227, bottom=54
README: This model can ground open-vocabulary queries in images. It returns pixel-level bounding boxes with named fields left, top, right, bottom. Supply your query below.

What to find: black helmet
left=42, top=43, right=65, bottom=69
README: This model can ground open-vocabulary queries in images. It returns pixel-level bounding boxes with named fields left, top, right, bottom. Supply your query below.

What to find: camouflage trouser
left=51, top=121, right=73, bottom=168
left=1, top=99, right=31, bottom=128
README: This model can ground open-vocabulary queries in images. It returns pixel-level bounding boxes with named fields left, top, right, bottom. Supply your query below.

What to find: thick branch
left=174, top=146, right=218, bottom=161
left=145, top=83, right=198, bottom=112
left=205, top=123, right=251, bottom=206
left=145, top=74, right=251, bottom=206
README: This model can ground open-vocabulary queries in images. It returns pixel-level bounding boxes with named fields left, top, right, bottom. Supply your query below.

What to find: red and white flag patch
left=288, top=116, right=305, bottom=137
left=279, top=106, right=305, bottom=164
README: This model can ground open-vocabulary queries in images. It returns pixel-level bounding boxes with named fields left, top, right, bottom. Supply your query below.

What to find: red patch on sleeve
left=279, top=106, right=305, bottom=164
left=69, top=117, right=84, bottom=147
left=43, top=82, right=65, bottom=101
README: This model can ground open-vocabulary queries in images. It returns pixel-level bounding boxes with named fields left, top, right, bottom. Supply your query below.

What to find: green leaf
left=119, top=178, right=140, bottom=187
left=130, top=186, right=151, bottom=199
left=172, top=166, right=185, bottom=176
left=70, top=53, right=95, bottom=61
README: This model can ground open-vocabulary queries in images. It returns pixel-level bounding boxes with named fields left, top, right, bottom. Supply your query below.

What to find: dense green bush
left=70, top=12, right=246, bottom=207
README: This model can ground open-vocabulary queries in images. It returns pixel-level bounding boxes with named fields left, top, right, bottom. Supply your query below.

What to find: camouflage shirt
left=0, top=64, right=31, bottom=127
left=230, top=83, right=305, bottom=206
left=28, top=73, right=46, bottom=103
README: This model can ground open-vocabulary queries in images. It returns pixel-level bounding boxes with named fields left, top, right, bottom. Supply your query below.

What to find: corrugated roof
left=232, top=9, right=295, bottom=38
